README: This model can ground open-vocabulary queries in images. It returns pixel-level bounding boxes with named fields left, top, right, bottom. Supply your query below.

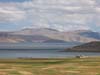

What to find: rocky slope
left=65, top=41, right=100, bottom=52
left=0, top=28, right=99, bottom=43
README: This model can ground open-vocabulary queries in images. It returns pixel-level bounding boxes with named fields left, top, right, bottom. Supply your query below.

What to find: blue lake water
left=0, top=43, right=100, bottom=58
left=0, top=49, right=100, bottom=58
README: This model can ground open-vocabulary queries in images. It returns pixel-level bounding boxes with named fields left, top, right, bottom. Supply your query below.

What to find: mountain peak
left=40, top=28, right=59, bottom=32
left=22, top=27, right=58, bottom=32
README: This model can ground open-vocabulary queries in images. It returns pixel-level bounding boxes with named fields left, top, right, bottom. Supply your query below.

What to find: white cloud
left=0, top=0, right=100, bottom=31
left=0, top=3, right=26, bottom=23
left=29, top=0, right=100, bottom=31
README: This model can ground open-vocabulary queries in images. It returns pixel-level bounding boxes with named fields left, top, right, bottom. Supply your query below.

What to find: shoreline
left=0, top=56, right=99, bottom=60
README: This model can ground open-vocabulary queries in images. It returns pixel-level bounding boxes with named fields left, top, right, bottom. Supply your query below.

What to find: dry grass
left=0, top=57, right=99, bottom=75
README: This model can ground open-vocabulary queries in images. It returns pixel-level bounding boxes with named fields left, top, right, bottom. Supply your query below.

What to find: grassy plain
left=0, top=57, right=99, bottom=75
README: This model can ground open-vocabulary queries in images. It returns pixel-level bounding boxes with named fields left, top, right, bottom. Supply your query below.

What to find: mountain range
left=0, top=28, right=100, bottom=43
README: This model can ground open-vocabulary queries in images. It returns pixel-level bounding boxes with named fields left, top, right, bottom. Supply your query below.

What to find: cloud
left=0, top=2, right=26, bottom=23
left=28, top=0, right=100, bottom=31
left=26, top=0, right=96, bottom=31
left=0, top=0, right=100, bottom=31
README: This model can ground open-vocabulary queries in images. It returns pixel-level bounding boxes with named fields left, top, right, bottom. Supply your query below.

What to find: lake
left=0, top=43, right=100, bottom=58
left=0, top=49, right=100, bottom=58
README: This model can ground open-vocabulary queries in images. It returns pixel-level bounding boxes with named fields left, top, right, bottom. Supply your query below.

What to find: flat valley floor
left=0, top=57, right=100, bottom=75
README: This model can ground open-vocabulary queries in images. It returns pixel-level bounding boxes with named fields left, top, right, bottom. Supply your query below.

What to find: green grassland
left=0, top=57, right=100, bottom=75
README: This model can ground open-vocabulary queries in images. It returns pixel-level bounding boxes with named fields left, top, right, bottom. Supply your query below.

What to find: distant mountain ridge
left=80, top=31, right=100, bottom=40
left=0, top=28, right=99, bottom=43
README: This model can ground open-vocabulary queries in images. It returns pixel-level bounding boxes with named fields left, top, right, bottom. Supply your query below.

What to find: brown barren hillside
left=65, top=41, right=100, bottom=52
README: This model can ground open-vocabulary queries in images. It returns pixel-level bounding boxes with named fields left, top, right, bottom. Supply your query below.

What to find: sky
left=0, top=0, right=100, bottom=32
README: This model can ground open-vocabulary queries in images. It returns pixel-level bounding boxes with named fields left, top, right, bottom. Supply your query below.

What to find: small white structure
left=75, top=55, right=88, bottom=58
